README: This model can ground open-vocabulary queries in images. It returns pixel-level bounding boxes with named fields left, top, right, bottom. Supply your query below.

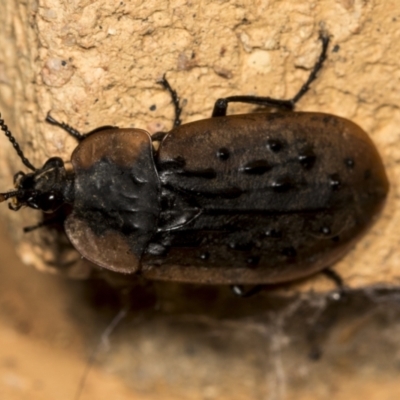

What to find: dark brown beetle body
left=0, top=34, right=389, bottom=285
left=64, top=112, right=388, bottom=284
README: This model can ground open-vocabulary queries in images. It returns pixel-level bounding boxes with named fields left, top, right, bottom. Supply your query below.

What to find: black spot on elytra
left=247, top=255, right=260, bottom=266
left=239, top=160, right=271, bottom=175
left=331, top=236, right=340, bottom=243
left=228, top=241, right=254, bottom=251
left=364, top=169, right=372, bottom=180
left=199, top=251, right=210, bottom=260
left=170, top=234, right=202, bottom=248
left=267, top=139, right=284, bottom=152
left=272, top=177, right=294, bottom=192
left=216, top=147, right=230, bottom=160
left=282, top=247, right=297, bottom=258
left=345, top=158, right=355, bottom=169
left=329, top=174, right=341, bottom=190
left=298, top=148, right=316, bottom=169
left=180, top=168, right=217, bottom=179
left=265, top=228, right=282, bottom=238
left=196, top=187, right=244, bottom=199
left=320, top=226, right=331, bottom=235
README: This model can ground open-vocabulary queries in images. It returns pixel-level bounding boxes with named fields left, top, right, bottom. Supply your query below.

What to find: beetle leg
left=46, top=113, right=117, bottom=140
left=212, top=96, right=294, bottom=117
left=212, top=32, right=330, bottom=117
left=151, top=131, right=168, bottom=142
left=158, top=75, right=182, bottom=127
left=23, top=218, right=59, bottom=233
left=0, top=113, right=36, bottom=171
left=81, top=125, right=119, bottom=139
left=46, top=112, right=85, bottom=141
left=321, top=268, right=344, bottom=290
left=8, top=202, right=22, bottom=211
left=13, top=171, right=25, bottom=185
left=321, top=268, right=348, bottom=301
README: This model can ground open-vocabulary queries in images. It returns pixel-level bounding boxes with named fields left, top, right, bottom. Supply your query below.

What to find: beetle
left=0, top=33, right=389, bottom=286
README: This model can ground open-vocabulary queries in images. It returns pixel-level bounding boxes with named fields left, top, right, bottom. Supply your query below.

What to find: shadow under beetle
left=0, top=34, right=389, bottom=284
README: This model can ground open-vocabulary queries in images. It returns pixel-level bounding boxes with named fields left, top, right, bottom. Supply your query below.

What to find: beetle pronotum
left=0, top=33, right=389, bottom=286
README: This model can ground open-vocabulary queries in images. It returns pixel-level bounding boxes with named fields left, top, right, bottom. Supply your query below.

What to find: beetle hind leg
left=212, top=32, right=330, bottom=117
left=290, top=32, right=329, bottom=105
left=321, top=267, right=348, bottom=301
left=321, top=268, right=344, bottom=290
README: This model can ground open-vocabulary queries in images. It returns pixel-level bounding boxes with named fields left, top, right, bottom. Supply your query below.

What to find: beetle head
left=0, top=114, right=69, bottom=213
left=6, top=157, right=68, bottom=213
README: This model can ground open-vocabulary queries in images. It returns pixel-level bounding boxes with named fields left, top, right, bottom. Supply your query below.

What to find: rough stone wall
left=0, top=0, right=399, bottom=290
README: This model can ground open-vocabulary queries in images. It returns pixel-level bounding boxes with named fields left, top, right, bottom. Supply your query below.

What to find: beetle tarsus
left=8, top=202, right=21, bottom=211
left=158, top=75, right=182, bottom=128
left=211, top=33, right=330, bottom=117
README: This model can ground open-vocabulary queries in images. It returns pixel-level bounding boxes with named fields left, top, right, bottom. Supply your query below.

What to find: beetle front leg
left=158, top=75, right=182, bottom=128
left=46, top=113, right=117, bottom=141
left=212, top=32, right=329, bottom=117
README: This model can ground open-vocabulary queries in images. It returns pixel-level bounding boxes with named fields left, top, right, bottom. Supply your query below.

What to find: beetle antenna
left=0, top=113, right=36, bottom=171
left=0, top=190, right=22, bottom=202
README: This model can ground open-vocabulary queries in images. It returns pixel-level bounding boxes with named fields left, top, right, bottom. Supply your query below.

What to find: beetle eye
left=36, top=191, right=64, bottom=213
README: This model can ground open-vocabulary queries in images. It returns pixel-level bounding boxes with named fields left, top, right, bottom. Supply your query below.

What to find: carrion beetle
left=0, top=34, right=389, bottom=285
